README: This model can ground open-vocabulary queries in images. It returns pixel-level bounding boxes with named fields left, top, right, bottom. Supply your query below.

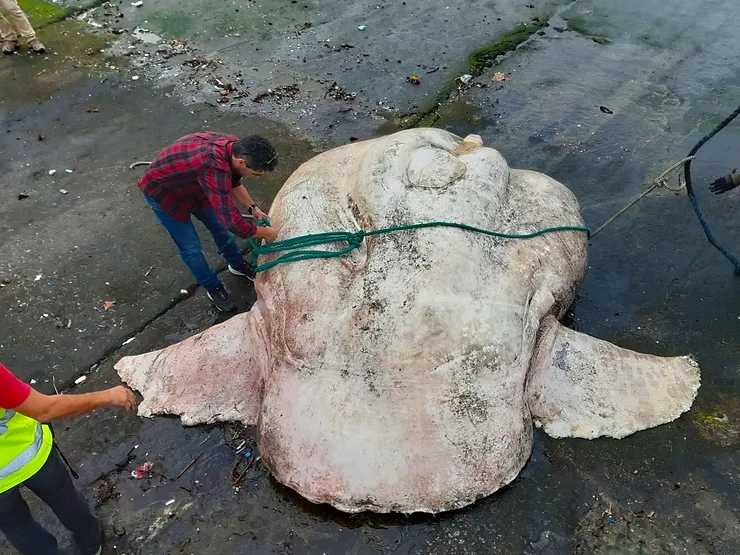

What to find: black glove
left=709, top=174, right=740, bottom=195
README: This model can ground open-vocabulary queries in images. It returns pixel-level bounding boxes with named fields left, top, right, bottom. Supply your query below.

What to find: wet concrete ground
left=1, top=0, right=739, bottom=553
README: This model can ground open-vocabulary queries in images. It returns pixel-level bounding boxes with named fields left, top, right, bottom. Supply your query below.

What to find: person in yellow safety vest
left=0, top=362, right=135, bottom=555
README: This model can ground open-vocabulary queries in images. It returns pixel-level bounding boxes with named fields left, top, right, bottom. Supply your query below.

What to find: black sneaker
left=228, top=262, right=256, bottom=281
left=206, top=284, right=237, bottom=312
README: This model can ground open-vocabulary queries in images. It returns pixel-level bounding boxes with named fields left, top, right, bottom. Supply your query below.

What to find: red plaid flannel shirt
left=139, top=132, right=256, bottom=237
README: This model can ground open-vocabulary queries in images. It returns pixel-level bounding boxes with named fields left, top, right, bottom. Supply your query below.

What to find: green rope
left=248, top=219, right=591, bottom=273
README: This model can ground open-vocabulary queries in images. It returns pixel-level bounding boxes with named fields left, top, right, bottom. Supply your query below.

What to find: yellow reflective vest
left=0, top=407, right=53, bottom=494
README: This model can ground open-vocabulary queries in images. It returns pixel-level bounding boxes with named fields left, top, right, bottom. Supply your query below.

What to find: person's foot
left=206, top=284, right=237, bottom=312
left=228, top=262, right=256, bottom=281
left=2, top=40, right=20, bottom=54
left=27, top=39, right=46, bottom=53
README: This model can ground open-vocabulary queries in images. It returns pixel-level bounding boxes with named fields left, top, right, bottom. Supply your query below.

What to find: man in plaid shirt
left=140, top=132, right=279, bottom=311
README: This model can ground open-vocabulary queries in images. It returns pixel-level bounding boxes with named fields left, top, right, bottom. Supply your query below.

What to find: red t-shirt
left=0, top=363, right=31, bottom=409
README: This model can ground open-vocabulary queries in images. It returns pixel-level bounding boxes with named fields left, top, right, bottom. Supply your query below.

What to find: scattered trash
left=647, top=511, right=655, bottom=518
left=407, top=75, right=421, bottom=85
left=18, top=192, right=29, bottom=200
left=87, top=107, right=100, bottom=113
left=131, top=1, right=143, bottom=6
left=30, top=379, right=37, bottom=384
left=349, top=136, right=359, bottom=142
left=183, top=58, right=218, bottom=69
left=144, top=266, right=155, bottom=277
left=65, top=169, right=73, bottom=174
left=131, top=75, right=140, bottom=81
left=325, top=82, right=356, bottom=101
left=459, top=74, right=474, bottom=85
left=131, top=461, right=154, bottom=479
left=59, top=189, right=68, bottom=195
left=67, top=319, right=72, bottom=329
left=600, top=105, right=614, bottom=114
left=103, top=300, right=116, bottom=311
left=34, top=274, right=42, bottom=281
left=425, top=67, right=440, bottom=74
left=122, top=337, right=135, bottom=346
left=491, top=72, right=508, bottom=82
left=74, top=375, right=87, bottom=385
left=37, top=134, right=45, bottom=141
left=252, top=84, right=299, bottom=103
left=48, top=169, right=56, bottom=175
left=165, top=499, right=175, bottom=506
left=357, top=25, right=367, bottom=31
left=47, top=281, right=53, bottom=287
left=180, top=289, right=188, bottom=295
left=176, top=453, right=204, bottom=478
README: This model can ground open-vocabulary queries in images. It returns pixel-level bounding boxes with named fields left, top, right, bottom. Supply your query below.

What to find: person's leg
left=144, top=195, right=222, bottom=289
left=25, top=449, right=101, bottom=555
left=193, top=206, right=246, bottom=268
left=0, top=0, right=35, bottom=41
left=0, top=12, right=18, bottom=42
left=0, top=483, right=62, bottom=555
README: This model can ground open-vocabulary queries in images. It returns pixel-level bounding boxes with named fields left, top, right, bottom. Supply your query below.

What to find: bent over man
left=139, top=132, right=279, bottom=312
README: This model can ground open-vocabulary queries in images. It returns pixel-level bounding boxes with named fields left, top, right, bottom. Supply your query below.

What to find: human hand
left=709, top=174, right=739, bottom=195
left=108, top=386, right=136, bottom=411
left=254, top=225, right=279, bottom=243
left=253, top=206, right=269, bottom=221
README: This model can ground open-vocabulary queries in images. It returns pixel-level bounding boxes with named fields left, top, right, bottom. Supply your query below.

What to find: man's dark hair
left=233, top=135, right=278, bottom=172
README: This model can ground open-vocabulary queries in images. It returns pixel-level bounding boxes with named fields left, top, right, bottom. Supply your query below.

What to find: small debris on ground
left=74, top=375, right=87, bottom=385
left=65, top=169, right=73, bottom=174
left=600, top=105, right=614, bottom=114
left=48, top=169, right=56, bottom=175
left=491, top=72, right=508, bottom=82
left=183, top=58, right=218, bottom=70
left=131, top=1, right=143, bottom=7
left=252, top=84, right=299, bottom=104
left=459, top=74, right=474, bottom=85
left=37, top=134, right=45, bottom=141
left=131, top=461, right=154, bottom=479
left=103, top=300, right=116, bottom=311
left=59, top=189, right=68, bottom=195
left=325, top=82, right=356, bottom=101
left=122, top=337, right=135, bottom=346
left=18, top=192, right=29, bottom=200
left=357, top=25, right=367, bottom=31
left=407, top=75, right=421, bottom=85
left=87, top=107, right=100, bottom=113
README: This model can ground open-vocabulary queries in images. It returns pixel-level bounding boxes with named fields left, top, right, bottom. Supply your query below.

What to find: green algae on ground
left=18, top=0, right=71, bottom=28
left=691, top=394, right=739, bottom=448
left=385, top=22, right=545, bottom=131
left=0, top=19, right=110, bottom=106
left=565, top=15, right=612, bottom=45
left=468, top=22, right=547, bottom=76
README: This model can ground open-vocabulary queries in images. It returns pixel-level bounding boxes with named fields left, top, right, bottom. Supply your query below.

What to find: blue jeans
left=145, top=195, right=245, bottom=289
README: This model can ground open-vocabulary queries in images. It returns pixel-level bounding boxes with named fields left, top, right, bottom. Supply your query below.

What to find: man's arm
left=15, top=386, right=135, bottom=423
left=199, top=167, right=257, bottom=238
left=233, top=185, right=269, bottom=221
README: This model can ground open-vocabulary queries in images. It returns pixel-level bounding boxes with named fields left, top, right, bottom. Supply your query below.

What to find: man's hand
left=254, top=226, right=279, bottom=242
left=107, top=386, right=136, bottom=412
left=709, top=174, right=740, bottom=195
left=253, top=206, right=268, bottom=221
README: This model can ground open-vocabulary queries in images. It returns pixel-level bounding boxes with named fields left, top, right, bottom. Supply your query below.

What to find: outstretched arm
left=16, top=386, right=136, bottom=423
